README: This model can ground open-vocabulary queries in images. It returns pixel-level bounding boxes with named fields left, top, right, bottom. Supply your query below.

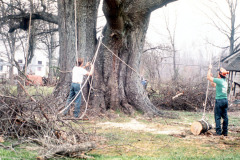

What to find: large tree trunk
left=54, top=0, right=99, bottom=100
left=93, top=27, right=162, bottom=116
left=55, top=0, right=177, bottom=116
left=91, top=0, right=174, bottom=116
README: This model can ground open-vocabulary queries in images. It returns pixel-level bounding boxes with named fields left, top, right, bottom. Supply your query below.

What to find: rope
left=101, top=43, right=142, bottom=78
left=202, top=54, right=212, bottom=120
left=74, top=0, right=78, bottom=63
left=59, top=33, right=146, bottom=118
left=78, top=35, right=103, bottom=119
left=59, top=35, right=147, bottom=117
left=210, top=55, right=222, bottom=126
left=101, top=43, right=160, bottom=115
left=201, top=119, right=210, bottom=130
left=58, top=35, right=103, bottom=116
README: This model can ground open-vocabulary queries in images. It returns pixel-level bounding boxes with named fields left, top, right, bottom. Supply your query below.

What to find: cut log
left=172, top=92, right=183, bottom=100
left=191, top=120, right=212, bottom=135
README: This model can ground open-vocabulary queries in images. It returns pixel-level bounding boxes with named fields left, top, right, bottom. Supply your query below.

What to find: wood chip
left=0, top=136, right=4, bottom=143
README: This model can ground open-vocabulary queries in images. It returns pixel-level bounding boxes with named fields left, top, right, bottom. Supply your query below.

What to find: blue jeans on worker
left=214, top=98, right=228, bottom=135
left=64, top=83, right=82, bottom=118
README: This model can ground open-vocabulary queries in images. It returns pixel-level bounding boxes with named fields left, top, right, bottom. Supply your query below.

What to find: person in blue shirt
left=141, top=79, right=148, bottom=89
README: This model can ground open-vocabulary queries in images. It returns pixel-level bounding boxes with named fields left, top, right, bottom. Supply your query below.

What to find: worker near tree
left=141, top=79, right=148, bottom=89
left=64, top=58, right=94, bottom=118
left=207, top=64, right=229, bottom=136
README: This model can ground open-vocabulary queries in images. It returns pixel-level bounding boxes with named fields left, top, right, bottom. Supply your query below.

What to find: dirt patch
left=228, top=111, right=240, bottom=117
left=97, top=115, right=239, bottom=141
left=97, top=119, right=187, bottom=135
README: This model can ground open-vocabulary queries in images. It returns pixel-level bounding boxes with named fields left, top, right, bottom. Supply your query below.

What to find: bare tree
left=37, top=18, right=58, bottom=84
left=163, top=11, right=178, bottom=82
left=141, top=42, right=172, bottom=88
left=204, top=0, right=240, bottom=55
left=0, top=0, right=19, bottom=84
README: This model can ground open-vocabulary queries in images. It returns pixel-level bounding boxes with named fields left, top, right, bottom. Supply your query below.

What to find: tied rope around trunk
left=59, top=35, right=149, bottom=118
left=101, top=43, right=142, bottom=78
left=58, top=35, right=103, bottom=117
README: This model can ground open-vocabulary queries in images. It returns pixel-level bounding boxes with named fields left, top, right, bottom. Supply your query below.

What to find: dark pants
left=214, top=98, right=228, bottom=135
left=64, top=83, right=82, bottom=118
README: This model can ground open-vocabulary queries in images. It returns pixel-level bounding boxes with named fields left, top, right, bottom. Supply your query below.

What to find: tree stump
left=191, top=120, right=212, bottom=135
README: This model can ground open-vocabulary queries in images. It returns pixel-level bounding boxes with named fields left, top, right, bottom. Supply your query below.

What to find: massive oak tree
left=93, top=0, right=177, bottom=116
left=1, top=0, right=178, bottom=116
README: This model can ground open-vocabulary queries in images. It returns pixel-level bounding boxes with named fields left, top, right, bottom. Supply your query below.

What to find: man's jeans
left=214, top=98, right=228, bottom=135
left=64, top=83, right=82, bottom=118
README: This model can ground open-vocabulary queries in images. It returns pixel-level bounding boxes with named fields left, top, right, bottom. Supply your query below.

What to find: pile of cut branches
left=0, top=81, right=96, bottom=159
left=148, top=80, right=215, bottom=112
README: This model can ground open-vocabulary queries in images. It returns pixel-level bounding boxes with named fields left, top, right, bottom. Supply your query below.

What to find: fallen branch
left=0, top=94, right=17, bottom=99
left=37, top=141, right=96, bottom=159
left=17, top=80, right=36, bottom=102
left=62, top=118, right=89, bottom=121
left=172, top=92, right=183, bottom=100
left=0, top=143, right=14, bottom=151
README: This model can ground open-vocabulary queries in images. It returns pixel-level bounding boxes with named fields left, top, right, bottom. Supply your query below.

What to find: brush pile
left=148, top=80, right=215, bottom=112
left=0, top=81, right=96, bottom=159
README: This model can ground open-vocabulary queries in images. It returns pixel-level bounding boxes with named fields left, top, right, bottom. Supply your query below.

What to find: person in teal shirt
left=207, top=64, right=229, bottom=136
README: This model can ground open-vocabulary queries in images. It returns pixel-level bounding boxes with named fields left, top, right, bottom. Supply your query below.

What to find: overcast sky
left=97, top=0, right=240, bottom=63
left=146, top=0, right=240, bottom=61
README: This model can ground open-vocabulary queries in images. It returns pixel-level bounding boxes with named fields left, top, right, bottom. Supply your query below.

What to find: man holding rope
left=207, top=64, right=229, bottom=136
left=64, top=58, right=94, bottom=118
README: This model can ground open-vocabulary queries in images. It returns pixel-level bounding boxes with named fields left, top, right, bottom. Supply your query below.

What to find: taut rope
left=202, top=54, right=212, bottom=120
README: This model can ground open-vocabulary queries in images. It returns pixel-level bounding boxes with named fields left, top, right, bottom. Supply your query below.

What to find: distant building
left=0, top=51, right=50, bottom=79
left=0, top=58, right=12, bottom=78
left=221, top=51, right=240, bottom=100
left=27, top=52, right=49, bottom=77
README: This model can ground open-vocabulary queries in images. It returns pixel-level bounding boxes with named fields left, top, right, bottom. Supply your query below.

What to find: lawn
left=0, top=110, right=239, bottom=160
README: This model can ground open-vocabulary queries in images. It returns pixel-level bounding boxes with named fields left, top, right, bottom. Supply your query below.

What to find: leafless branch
left=143, top=45, right=171, bottom=53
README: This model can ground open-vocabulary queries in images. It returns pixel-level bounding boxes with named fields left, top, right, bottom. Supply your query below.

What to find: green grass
left=0, top=141, right=38, bottom=160
left=25, top=86, right=54, bottom=96
left=0, top=85, right=54, bottom=97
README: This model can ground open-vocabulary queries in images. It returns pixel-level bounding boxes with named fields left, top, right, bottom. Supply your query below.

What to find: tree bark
left=54, top=0, right=177, bottom=116
left=54, top=0, right=99, bottom=102
left=90, top=0, right=178, bottom=116
left=191, top=120, right=212, bottom=135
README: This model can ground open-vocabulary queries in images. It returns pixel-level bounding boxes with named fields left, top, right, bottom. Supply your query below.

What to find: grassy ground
left=87, top=111, right=240, bottom=160
left=0, top=85, right=54, bottom=97
left=0, top=140, right=38, bottom=160
left=0, top=110, right=239, bottom=160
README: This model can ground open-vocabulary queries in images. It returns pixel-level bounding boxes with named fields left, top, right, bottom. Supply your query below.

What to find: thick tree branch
left=128, top=0, right=178, bottom=13
left=103, top=0, right=178, bottom=35
left=143, top=45, right=171, bottom=53
left=147, top=0, right=178, bottom=12
left=233, top=47, right=240, bottom=54
left=0, top=0, right=25, bottom=13
left=103, top=0, right=124, bottom=31
left=0, top=12, right=58, bottom=33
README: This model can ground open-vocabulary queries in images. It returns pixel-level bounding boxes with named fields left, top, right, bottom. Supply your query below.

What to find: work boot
left=222, top=133, right=228, bottom=136
left=212, top=132, right=221, bottom=136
